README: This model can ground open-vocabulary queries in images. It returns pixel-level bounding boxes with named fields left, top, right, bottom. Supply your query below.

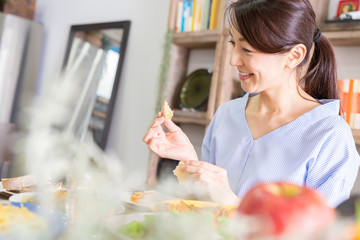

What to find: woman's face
left=229, top=28, right=290, bottom=94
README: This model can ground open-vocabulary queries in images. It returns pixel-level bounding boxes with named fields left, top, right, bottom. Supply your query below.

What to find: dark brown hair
left=227, top=0, right=339, bottom=100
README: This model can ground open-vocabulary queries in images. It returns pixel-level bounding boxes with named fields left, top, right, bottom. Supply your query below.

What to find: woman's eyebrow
left=229, top=31, right=245, bottom=42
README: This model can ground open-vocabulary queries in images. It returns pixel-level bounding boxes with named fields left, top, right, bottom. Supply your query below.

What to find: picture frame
left=336, top=0, right=360, bottom=18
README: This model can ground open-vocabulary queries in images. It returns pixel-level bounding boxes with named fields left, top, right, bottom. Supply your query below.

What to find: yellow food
left=161, top=100, right=173, bottom=120
left=0, top=202, right=46, bottom=235
left=130, top=192, right=144, bottom=203
left=159, top=200, right=236, bottom=218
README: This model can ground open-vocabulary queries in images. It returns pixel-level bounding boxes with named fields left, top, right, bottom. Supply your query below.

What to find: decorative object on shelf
left=62, top=21, right=131, bottom=150
left=340, top=10, right=360, bottom=19
left=1, top=0, right=36, bottom=20
left=336, top=0, right=359, bottom=18
left=155, top=30, right=174, bottom=115
left=179, top=68, right=212, bottom=109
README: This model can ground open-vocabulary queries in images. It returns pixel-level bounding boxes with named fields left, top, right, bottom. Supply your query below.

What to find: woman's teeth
left=239, top=72, right=252, bottom=76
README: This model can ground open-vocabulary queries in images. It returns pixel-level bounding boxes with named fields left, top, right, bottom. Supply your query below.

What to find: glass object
left=62, top=21, right=131, bottom=149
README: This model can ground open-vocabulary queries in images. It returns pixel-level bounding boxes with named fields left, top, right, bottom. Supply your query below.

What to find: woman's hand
left=143, top=113, right=198, bottom=161
left=180, top=160, right=241, bottom=206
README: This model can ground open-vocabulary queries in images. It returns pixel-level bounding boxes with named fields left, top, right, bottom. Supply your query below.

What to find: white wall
left=334, top=46, right=360, bottom=79
left=34, top=0, right=171, bottom=188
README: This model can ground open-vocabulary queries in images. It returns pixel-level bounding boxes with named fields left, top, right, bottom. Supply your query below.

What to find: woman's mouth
left=238, top=72, right=253, bottom=81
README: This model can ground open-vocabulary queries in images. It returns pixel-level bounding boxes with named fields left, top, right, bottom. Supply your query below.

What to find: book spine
left=209, top=0, right=219, bottom=29
left=191, top=0, right=197, bottom=31
left=346, top=78, right=354, bottom=125
left=355, top=79, right=360, bottom=129
left=186, top=0, right=193, bottom=32
left=207, top=0, right=213, bottom=29
left=351, top=79, right=358, bottom=128
left=201, top=0, right=210, bottom=30
left=176, top=1, right=184, bottom=32
left=181, top=0, right=188, bottom=32
left=194, top=0, right=203, bottom=31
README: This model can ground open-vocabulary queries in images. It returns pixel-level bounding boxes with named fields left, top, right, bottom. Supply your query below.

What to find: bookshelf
left=310, top=0, right=360, bottom=46
left=309, top=0, right=360, bottom=144
left=147, top=0, right=241, bottom=187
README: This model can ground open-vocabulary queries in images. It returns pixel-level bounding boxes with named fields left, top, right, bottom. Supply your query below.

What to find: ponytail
left=301, top=35, right=339, bottom=100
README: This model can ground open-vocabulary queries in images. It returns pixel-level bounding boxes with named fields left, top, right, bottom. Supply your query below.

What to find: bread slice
left=173, top=161, right=192, bottom=182
left=1, top=175, right=37, bottom=191
left=161, top=100, right=174, bottom=120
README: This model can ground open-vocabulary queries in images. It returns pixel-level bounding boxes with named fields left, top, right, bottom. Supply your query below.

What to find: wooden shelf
left=173, top=30, right=221, bottom=48
left=320, top=20, right=360, bottom=45
left=172, top=109, right=211, bottom=125
left=323, top=30, right=360, bottom=46
left=310, top=0, right=360, bottom=46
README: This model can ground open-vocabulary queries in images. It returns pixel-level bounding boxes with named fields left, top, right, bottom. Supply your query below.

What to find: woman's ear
left=286, top=44, right=307, bottom=69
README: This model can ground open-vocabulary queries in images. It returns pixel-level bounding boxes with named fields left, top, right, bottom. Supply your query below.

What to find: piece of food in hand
left=173, top=161, right=192, bottom=183
left=1, top=175, right=37, bottom=191
left=238, top=182, right=335, bottom=237
left=161, top=100, right=173, bottom=120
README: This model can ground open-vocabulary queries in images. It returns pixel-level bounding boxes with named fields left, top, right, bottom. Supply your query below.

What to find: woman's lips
left=238, top=72, right=253, bottom=81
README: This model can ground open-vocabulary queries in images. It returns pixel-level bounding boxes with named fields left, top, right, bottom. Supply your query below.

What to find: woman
left=143, top=0, right=360, bottom=207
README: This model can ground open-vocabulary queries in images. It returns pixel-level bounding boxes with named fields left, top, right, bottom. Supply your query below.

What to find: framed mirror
left=62, top=21, right=131, bottom=149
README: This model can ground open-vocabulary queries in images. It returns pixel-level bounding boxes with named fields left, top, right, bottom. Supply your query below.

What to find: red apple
left=238, top=182, right=335, bottom=237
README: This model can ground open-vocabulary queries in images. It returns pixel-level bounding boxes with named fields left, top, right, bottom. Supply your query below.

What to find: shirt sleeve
left=306, top=123, right=360, bottom=207
left=201, top=103, right=225, bottom=164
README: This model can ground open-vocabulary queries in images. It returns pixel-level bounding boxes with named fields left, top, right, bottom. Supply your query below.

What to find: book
left=176, top=1, right=184, bottom=32
left=193, top=0, right=204, bottom=31
left=191, top=0, right=197, bottom=31
left=338, top=78, right=360, bottom=129
left=201, top=0, right=211, bottom=30
left=209, top=0, right=220, bottom=29
left=186, top=0, right=193, bottom=32
left=181, top=0, right=188, bottom=32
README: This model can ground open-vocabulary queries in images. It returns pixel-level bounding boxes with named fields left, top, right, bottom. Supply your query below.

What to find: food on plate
left=0, top=202, right=46, bottom=235
left=173, top=161, right=192, bottom=183
left=152, top=200, right=236, bottom=218
left=161, top=100, right=173, bottom=120
left=129, top=191, right=158, bottom=204
left=130, top=192, right=144, bottom=203
left=238, top=182, right=335, bottom=237
left=1, top=175, right=37, bottom=191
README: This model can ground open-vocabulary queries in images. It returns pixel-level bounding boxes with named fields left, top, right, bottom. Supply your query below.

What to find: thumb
left=163, top=119, right=180, bottom=133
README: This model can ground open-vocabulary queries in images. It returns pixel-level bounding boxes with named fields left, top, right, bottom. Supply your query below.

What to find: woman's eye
left=228, top=40, right=235, bottom=46
left=242, top=48, right=252, bottom=53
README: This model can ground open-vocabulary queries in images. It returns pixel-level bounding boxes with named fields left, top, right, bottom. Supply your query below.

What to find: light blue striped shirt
left=201, top=93, right=360, bottom=207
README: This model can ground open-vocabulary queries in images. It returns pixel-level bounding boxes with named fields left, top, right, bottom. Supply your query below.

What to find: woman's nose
left=230, top=49, right=243, bottom=66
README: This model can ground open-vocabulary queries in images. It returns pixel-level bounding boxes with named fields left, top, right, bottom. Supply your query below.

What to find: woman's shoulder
left=217, top=94, right=248, bottom=112
left=315, top=113, right=354, bottom=141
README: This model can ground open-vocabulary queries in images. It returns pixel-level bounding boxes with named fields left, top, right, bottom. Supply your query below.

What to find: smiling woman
left=143, top=0, right=360, bottom=208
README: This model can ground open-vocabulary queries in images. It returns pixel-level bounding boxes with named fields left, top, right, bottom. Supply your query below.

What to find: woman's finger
left=143, top=117, right=165, bottom=143
left=182, top=160, right=225, bottom=174
left=163, top=119, right=180, bottom=133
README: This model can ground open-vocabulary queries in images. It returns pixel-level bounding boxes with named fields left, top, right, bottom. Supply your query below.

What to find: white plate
left=121, top=191, right=181, bottom=210
left=9, top=192, right=37, bottom=203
